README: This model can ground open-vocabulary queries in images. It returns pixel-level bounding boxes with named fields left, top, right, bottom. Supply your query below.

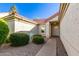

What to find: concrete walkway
left=36, top=38, right=56, bottom=56
left=36, top=37, right=68, bottom=56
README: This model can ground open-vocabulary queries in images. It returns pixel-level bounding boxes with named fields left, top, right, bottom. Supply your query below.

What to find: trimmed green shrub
left=32, top=34, right=44, bottom=44
left=9, top=32, right=30, bottom=47
left=0, top=19, right=9, bottom=45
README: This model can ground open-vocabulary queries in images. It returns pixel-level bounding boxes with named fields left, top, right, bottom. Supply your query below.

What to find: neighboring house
left=0, top=6, right=39, bottom=39
left=59, top=3, right=79, bottom=55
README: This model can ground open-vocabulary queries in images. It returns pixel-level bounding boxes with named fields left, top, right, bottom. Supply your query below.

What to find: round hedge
left=0, top=19, right=9, bottom=45
left=32, top=34, right=44, bottom=44
left=9, top=32, right=30, bottom=47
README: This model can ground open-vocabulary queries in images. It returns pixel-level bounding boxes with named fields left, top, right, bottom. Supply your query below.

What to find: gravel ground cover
left=0, top=38, right=48, bottom=56
left=0, top=42, right=44, bottom=56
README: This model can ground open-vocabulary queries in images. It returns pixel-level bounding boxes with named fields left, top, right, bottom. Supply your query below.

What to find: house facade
left=59, top=3, right=79, bottom=55
left=34, top=13, right=60, bottom=38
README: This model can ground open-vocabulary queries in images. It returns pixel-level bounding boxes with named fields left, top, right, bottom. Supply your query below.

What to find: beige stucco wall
left=45, top=22, right=51, bottom=38
left=14, top=18, right=39, bottom=35
left=39, top=24, right=46, bottom=36
left=7, top=20, right=15, bottom=33
left=60, top=4, right=79, bottom=56
left=14, top=19, right=36, bottom=32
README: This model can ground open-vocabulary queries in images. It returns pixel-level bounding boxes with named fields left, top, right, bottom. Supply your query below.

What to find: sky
left=0, top=3, right=60, bottom=20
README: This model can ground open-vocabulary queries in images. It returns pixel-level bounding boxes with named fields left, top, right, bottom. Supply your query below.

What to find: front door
left=51, top=21, right=59, bottom=37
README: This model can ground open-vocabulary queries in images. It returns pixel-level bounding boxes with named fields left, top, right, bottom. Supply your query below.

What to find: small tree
left=0, top=19, right=9, bottom=45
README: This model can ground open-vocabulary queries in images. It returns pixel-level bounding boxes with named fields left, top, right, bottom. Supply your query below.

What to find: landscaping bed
left=0, top=42, right=44, bottom=56
left=0, top=37, right=47, bottom=56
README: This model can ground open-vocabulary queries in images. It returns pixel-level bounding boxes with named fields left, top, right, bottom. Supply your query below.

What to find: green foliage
left=0, top=19, right=9, bottom=45
left=5, top=38, right=11, bottom=43
left=32, top=34, right=44, bottom=44
left=9, top=32, right=30, bottom=47
left=41, top=29, right=44, bottom=33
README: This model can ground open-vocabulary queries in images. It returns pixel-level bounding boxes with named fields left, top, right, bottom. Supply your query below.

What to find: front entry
left=50, top=21, right=59, bottom=37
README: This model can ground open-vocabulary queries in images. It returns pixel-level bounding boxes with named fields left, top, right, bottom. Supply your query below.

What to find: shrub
left=9, top=32, right=30, bottom=47
left=0, top=19, right=9, bottom=45
left=32, top=34, right=44, bottom=44
left=5, top=38, right=11, bottom=43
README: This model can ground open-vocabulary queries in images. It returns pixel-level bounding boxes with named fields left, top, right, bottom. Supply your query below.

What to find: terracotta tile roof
left=15, top=14, right=38, bottom=24
left=3, top=13, right=37, bottom=24
left=33, top=19, right=47, bottom=24
left=33, top=12, right=59, bottom=24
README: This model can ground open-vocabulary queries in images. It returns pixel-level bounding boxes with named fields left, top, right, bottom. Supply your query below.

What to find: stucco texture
left=60, top=4, right=79, bottom=56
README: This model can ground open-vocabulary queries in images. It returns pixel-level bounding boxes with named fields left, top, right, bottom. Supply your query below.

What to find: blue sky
left=0, top=3, right=60, bottom=20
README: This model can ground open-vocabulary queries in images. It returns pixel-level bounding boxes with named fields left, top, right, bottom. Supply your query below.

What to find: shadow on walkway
left=55, top=36, right=68, bottom=56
